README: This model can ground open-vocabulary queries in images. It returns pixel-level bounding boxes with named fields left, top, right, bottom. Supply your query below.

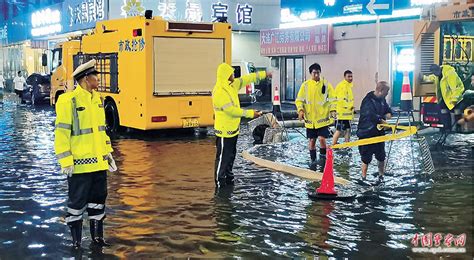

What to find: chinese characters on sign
left=260, top=25, right=334, bottom=56
left=68, top=0, right=106, bottom=26
left=211, top=2, right=228, bottom=22
left=212, top=2, right=253, bottom=25
left=453, top=8, right=474, bottom=19
left=236, top=4, right=252, bottom=24
left=185, top=0, right=202, bottom=22
left=118, top=38, right=146, bottom=52
left=158, top=0, right=177, bottom=21
left=31, top=8, right=62, bottom=37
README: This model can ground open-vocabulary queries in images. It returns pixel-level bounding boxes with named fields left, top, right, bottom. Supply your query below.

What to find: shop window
left=285, top=57, right=303, bottom=101
left=73, top=53, right=119, bottom=93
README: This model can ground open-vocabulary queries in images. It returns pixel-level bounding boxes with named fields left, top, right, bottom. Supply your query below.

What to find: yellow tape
left=331, top=124, right=417, bottom=149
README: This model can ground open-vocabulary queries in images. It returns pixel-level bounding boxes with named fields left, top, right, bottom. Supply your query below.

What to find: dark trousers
left=214, top=135, right=238, bottom=187
left=66, top=171, right=107, bottom=225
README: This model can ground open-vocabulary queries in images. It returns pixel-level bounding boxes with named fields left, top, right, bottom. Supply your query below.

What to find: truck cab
left=413, top=3, right=474, bottom=133
left=49, top=41, right=80, bottom=106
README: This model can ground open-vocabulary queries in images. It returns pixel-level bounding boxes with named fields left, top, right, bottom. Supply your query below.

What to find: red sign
left=260, top=25, right=335, bottom=56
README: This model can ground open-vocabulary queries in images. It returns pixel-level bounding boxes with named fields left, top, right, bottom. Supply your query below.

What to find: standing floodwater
left=0, top=98, right=472, bottom=258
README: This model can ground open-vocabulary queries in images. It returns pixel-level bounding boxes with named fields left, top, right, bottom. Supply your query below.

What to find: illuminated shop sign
left=119, top=0, right=253, bottom=25
left=31, top=8, right=62, bottom=37
left=260, top=25, right=335, bottom=56
left=67, top=0, right=107, bottom=26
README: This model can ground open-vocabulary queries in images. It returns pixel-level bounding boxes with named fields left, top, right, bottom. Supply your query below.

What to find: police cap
left=72, top=59, right=99, bottom=81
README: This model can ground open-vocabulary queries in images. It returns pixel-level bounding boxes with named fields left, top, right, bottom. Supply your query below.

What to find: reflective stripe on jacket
left=54, top=85, right=113, bottom=174
left=295, top=78, right=336, bottom=129
left=212, top=63, right=266, bottom=138
left=440, top=65, right=464, bottom=110
left=335, top=79, right=354, bottom=120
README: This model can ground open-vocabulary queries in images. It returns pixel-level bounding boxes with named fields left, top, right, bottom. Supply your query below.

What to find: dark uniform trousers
left=66, top=170, right=107, bottom=225
left=214, top=136, right=238, bottom=187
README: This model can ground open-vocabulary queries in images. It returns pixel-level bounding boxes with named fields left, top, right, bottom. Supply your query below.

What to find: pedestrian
left=295, top=63, right=336, bottom=171
left=356, top=81, right=392, bottom=183
left=54, top=59, right=116, bottom=250
left=13, top=71, right=26, bottom=104
left=427, top=64, right=465, bottom=130
left=332, top=70, right=354, bottom=146
left=212, top=63, right=271, bottom=188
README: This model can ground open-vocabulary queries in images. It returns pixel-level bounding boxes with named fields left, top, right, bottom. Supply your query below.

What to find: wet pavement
left=0, top=95, right=472, bottom=258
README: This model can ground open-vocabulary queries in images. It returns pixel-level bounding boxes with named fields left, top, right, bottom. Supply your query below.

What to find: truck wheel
left=105, top=101, right=120, bottom=134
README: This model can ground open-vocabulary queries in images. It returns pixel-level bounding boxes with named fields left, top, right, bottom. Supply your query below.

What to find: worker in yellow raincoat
left=332, top=70, right=354, bottom=146
left=54, top=59, right=116, bottom=250
left=295, top=63, right=336, bottom=171
left=428, top=64, right=465, bottom=130
left=212, top=63, right=271, bottom=188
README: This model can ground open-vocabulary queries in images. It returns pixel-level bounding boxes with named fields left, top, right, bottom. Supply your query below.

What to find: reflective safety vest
left=439, top=65, right=464, bottom=110
left=54, top=85, right=113, bottom=174
left=295, top=78, right=336, bottom=129
left=334, top=79, right=354, bottom=120
left=212, top=63, right=266, bottom=138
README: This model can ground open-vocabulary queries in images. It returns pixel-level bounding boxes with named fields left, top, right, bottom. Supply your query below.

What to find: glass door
left=285, top=57, right=304, bottom=101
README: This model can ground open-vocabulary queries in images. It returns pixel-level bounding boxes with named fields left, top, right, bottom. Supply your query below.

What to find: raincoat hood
left=216, top=63, right=234, bottom=84
left=442, top=65, right=456, bottom=77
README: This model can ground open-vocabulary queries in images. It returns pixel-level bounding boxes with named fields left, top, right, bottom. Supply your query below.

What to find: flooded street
left=0, top=98, right=472, bottom=258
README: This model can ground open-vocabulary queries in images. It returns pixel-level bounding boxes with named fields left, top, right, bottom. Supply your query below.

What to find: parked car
left=22, top=73, right=51, bottom=105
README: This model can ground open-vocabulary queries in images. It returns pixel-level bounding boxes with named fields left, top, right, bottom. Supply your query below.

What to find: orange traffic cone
left=272, top=84, right=281, bottom=114
left=400, top=71, right=413, bottom=111
left=316, top=148, right=337, bottom=195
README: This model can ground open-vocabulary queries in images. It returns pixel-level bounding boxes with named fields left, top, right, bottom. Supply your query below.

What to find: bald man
left=356, top=81, right=393, bottom=183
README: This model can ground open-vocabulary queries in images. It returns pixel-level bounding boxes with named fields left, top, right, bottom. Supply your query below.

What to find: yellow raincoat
left=295, top=78, right=336, bottom=129
left=334, top=79, right=354, bottom=120
left=212, top=63, right=266, bottom=138
left=54, top=85, right=113, bottom=174
left=439, top=65, right=464, bottom=110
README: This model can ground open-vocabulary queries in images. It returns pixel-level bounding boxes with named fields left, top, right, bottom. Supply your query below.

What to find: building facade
left=0, top=0, right=280, bottom=91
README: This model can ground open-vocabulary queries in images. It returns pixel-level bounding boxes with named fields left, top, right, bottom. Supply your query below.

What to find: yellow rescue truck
left=50, top=14, right=231, bottom=133
left=413, top=1, right=473, bottom=135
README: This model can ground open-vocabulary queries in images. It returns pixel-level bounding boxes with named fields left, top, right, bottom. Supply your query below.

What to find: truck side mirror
left=42, top=53, right=47, bottom=66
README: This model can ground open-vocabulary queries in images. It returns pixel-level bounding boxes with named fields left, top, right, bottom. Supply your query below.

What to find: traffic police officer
left=54, top=59, right=116, bottom=249
left=212, top=63, right=270, bottom=188
left=295, top=63, right=336, bottom=170
left=332, top=70, right=355, bottom=146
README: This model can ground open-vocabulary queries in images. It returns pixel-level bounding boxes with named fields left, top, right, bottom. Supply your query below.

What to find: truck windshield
left=51, top=48, right=62, bottom=71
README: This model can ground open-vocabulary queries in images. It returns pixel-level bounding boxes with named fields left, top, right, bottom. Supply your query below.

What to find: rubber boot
left=90, top=219, right=111, bottom=247
left=68, top=221, right=83, bottom=250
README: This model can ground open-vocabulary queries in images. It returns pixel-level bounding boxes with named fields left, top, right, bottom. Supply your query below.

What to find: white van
left=232, top=61, right=256, bottom=106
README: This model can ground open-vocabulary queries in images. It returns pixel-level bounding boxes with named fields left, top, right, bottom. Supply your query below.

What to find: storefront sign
left=64, top=0, right=109, bottom=31
left=31, top=8, right=62, bottom=37
left=260, top=25, right=335, bottom=56
left=110, top=0, right=279, bottom=32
